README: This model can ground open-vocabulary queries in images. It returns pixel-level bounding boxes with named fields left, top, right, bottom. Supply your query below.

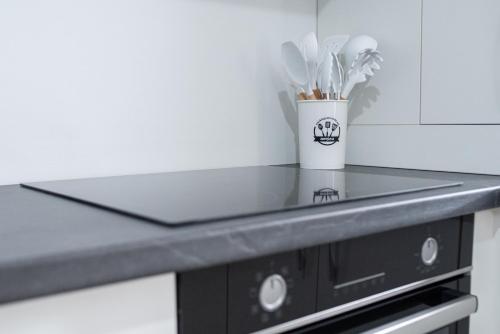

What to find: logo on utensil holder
left=313, top=188, right=340, bottom=203
left=313, top=117, right=340, bottom=146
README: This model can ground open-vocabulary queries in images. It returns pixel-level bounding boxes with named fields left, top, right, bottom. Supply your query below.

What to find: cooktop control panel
left=177, top=216, right=473, bottom=334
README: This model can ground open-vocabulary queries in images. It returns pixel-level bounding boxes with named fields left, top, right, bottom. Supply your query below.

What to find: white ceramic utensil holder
left=298, top=100, right=348, bottom=170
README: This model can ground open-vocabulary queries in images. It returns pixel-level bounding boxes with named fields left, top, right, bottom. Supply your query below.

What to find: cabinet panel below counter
left=471, top=209, right=500, bottom=334
left=0, top=274, right=177, bottom=334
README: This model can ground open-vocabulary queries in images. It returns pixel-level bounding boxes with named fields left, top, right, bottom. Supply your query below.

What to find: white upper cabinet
left=421, top=0, right=500, bottom=124
left=318, top=0, right=422, bottom=125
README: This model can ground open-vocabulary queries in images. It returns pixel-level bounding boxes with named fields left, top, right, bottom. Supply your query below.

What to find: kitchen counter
left=1, top=165, right=500, bottom=305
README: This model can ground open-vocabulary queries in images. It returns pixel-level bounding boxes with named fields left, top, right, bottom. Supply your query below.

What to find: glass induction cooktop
left=22, top=166, right=462, bottom=226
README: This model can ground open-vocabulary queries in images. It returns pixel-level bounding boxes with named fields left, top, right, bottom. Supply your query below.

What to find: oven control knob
left=421, top=237, right=439, bottom=266
left=259, top=274, right=287, bottom=312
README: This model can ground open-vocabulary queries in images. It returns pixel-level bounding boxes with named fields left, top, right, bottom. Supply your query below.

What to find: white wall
left=0, top=0, right=316, bottom=185
left=318, top=0, right=500, bottom=175
left=318, top=0, right=422, bottom=125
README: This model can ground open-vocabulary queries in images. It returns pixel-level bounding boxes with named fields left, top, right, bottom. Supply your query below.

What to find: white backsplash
left=0, top=0, right=316, bottom=185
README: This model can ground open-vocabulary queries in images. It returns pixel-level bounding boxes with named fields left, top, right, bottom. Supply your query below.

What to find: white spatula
left=301, top=32, right=318, bottom=91
left=281, top=41, right=314, bottom=98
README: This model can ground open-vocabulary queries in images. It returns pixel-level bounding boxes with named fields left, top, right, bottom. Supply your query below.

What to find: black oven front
left=177, top=216, right=476, bottom=334
left=283, top=275, right=475, bottom=334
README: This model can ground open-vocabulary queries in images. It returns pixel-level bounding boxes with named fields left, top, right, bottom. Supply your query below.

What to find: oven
left=277, top=276, right=475, bottom=334
left=177, top=216, right=476, bottom=334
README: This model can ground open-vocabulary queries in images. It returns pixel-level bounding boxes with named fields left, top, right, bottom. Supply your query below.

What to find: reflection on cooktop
left=22, top=166, right=462, bottom=226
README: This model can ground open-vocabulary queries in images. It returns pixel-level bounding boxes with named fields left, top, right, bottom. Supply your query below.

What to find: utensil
left=341, top=35, right=378, bottom=71
left=349, top=49, right=383, bottom=71
left=331, top=52, right=343, bottom=100
left=302, top=32, right=318, bottom=90
left=281, top=41, right=314, bottom=98
left=340, top=49, right=384, bottom=99
left=281, top=35, right=383, bottom=101
left=290, top=82, right=307, bottom=100
left=318, top=35, right=350, bottom=64
left=317, top=52, right=333, bottom=99
left=340, top=66, right=368, bottom=100
left=317, top=35, right=349, bottom=85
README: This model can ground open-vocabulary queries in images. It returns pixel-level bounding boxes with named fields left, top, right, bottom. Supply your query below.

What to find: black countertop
left=1, top=165, right=500, bottom=305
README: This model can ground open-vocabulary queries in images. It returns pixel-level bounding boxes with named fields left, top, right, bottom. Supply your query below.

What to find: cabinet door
left=471, top=209, right=500, bottom=333
left=421, top=0, right=500, bottom=124
left=318, top=0, right=422, bottom=125
left=0, top=274, right=177, bottom=333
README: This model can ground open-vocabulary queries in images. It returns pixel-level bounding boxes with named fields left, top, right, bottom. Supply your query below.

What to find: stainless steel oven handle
left=362, top=294, right=478, bottom=334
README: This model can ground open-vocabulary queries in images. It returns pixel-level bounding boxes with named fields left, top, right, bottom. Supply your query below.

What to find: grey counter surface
left=1, top=165, right=500, bottom=305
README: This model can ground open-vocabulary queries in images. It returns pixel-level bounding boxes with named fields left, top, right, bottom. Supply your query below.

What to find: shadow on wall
left=348, top=81, right=380, bottom=123
left=278, top=90, right=299, bottom=159
left=252, top=32, right=301, bottom=163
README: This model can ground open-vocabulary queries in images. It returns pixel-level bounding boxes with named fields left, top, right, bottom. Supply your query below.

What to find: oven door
left=287, top=279, right=477, bottom=334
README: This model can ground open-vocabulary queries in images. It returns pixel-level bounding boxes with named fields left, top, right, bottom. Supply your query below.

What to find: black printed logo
left=314, top=117, right=340, bottom=146
left=313, top=188, right=340, bottom=203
